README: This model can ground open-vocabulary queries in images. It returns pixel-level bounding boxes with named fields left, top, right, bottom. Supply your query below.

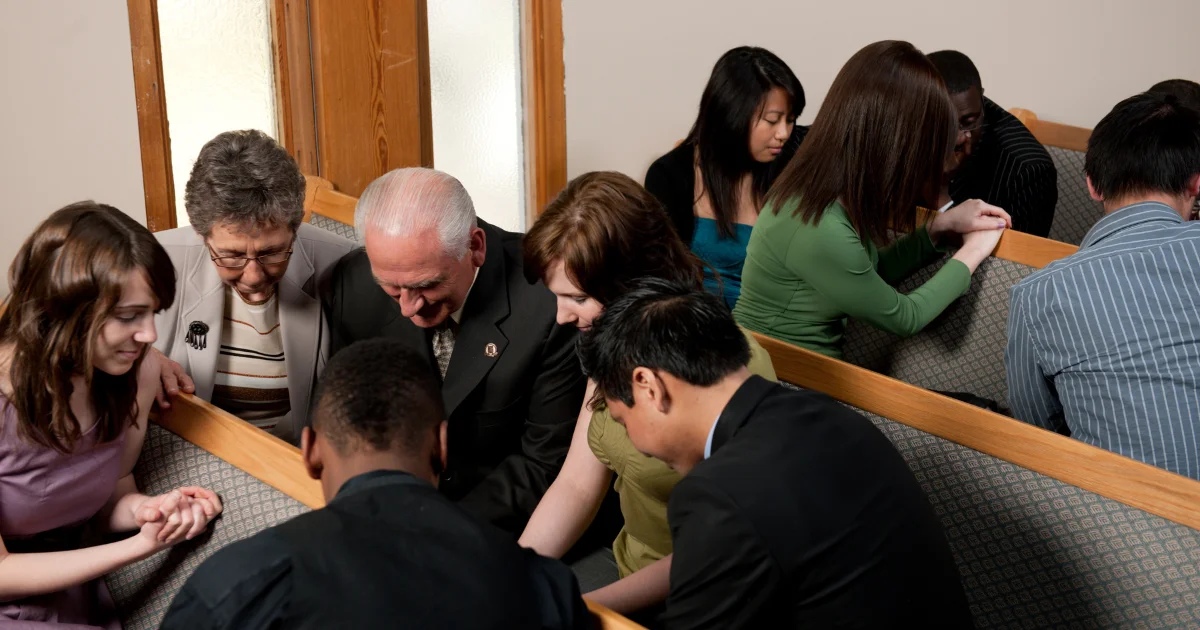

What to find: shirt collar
left=449, top=267, right=480, bottom=325
left=332, top=469, right=430, bottom=502
left=703, top=415, right=720, bottom=460
left=1080, top=201, right=1184, bottom=249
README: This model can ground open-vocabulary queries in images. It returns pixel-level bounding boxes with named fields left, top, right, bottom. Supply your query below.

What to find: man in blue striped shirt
left=1006, top=92, right=1200, bottom=480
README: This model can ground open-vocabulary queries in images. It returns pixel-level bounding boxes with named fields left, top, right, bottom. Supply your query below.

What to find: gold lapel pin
left=484, top=343, right=498, bottom=358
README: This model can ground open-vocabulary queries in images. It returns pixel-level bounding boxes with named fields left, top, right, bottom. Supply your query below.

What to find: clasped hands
left=133, top=487, right=223, bottom=551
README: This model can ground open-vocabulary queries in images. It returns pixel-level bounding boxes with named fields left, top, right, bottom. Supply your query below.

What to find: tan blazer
left=153, top=223, right=357, bottom=444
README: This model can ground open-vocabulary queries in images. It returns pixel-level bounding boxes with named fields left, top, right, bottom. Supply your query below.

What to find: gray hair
left=355, top=168, right=477, bottom=257
left=184, top=130, right=305, bottom=237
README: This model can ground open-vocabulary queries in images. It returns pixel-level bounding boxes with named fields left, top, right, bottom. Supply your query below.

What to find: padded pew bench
left=758, top=333, right=1200, bottom=629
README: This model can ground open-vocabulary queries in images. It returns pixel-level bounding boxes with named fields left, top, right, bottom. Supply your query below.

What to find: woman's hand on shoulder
left=142, top=347, right=194, bottom=410
left=134, top=487, right=223, bottom=546
left=929, top=199, right=1011, bottom=240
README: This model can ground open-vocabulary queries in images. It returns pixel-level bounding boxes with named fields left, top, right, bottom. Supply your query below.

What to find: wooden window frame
left=128, top=0, right=567, bottom=230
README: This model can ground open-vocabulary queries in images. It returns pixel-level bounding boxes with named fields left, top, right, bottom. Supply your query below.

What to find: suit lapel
left=277, top=238, right=318, bottom=440
left=442, top=224, right=509, bottom=417
left=711, top=375, right=775, bottom=455
left=181, top=246, right=226, bottom=401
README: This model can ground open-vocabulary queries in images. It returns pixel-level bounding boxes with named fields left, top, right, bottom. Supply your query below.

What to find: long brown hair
left=0, top=202, right=176, bottom=452
left=768, top=40, right=956, bottom=245
left=524, top=171, right=704, bottom=305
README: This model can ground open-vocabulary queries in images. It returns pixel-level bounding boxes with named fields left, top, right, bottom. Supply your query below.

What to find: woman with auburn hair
left=519, top=171, right=777, bottom=618
left=646, top=46, right=805, bottom=309
left=734, top=40, right=1010, bottom=359
left=0, top=202, right=221, bottom=628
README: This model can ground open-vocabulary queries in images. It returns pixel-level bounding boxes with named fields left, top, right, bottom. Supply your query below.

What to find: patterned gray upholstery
left=843, top=256, right=1035, bottom=408
left=1046, top=146, right=1104, bottom=246
left=105, top=424, right=309, bottom=630
left=779, top=382, right=1200, bottom=629
left=309, top=214, right=357, bottom=241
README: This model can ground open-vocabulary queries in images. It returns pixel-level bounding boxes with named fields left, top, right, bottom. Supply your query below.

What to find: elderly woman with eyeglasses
left=151, top=130, right=355, bottom=443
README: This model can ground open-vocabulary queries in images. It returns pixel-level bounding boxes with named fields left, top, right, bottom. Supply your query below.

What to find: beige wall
left=0, top=0, right=146, bottom=294
left=564, top=0, right=1200, bottom=181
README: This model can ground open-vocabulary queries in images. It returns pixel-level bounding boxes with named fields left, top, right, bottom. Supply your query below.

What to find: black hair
left=684, top=46, right=804, bottom=239
left=311, top=339, right=445, bottom=456
left=1149, top=79, right=1200, bottom=114
left=927, top=50, right=981, bottom=94
left=1084, top=91, right=1200, bottom=202
left=577, top=277, right=750, bottom=407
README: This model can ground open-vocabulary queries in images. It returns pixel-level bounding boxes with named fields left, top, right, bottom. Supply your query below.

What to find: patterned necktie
left=432, top=320, right=457, bottom=380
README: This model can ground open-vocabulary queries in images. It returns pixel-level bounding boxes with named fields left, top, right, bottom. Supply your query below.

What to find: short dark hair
left=1084, top=92, right=1200, bottom=202
left=577, top=277, right=750, bottom=406
left=185, top=129, right=306, bottom=238
left=311, top=339, right=445, bottom=456
left=1149, top=79, right=1200, bottom=114
left=927, top=50, right=981, bottom=94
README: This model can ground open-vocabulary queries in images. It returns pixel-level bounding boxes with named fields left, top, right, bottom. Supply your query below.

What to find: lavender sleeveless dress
left=0, top=394, right=126, bottom=629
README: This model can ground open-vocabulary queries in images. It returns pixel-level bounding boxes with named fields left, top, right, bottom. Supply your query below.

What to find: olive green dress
left=586, top=327, right=777, bottom=577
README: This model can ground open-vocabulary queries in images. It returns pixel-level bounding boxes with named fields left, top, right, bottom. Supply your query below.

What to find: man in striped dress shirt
left=1005, top=92, right=1200, bottom=479
left=929, top=51, right=1058, bottom=237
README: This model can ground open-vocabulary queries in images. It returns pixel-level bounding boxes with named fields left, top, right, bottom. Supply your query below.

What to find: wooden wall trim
left=126, top=0, right=177, bottom=232
left=753, top=333, right=1200, bottom=531
left=1009, top=107, right=1092, bottom=153
left=154, top=394, right=325, bottom=509
left=271, top=0, right=319, bottom=175
left=523, top=0, right=567, bottom=220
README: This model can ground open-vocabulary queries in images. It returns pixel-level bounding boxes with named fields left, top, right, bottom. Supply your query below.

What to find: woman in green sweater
left=734, top=40, right=1010, bottom=359
left=519, top=171, right=777, bottom=619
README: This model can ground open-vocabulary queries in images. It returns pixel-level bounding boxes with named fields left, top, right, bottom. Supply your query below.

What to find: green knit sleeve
left=784, top=208, right=971, bottom=337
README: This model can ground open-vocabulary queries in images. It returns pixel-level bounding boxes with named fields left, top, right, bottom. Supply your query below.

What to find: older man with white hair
left=323, top=168, right=586, bottom=533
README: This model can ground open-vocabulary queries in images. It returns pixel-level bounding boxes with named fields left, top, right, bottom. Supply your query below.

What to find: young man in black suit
left=323, top=168, right=586, bottom=533
left=160, top=339, right=591, bottom=630
left=577, top=278, right=973, bottom=629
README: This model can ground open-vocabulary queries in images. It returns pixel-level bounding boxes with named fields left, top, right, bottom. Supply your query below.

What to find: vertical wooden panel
left=308, top=0, right=433, bottom=197
left=523, top=0, right=567, bottom=218
left=271, top=0, right=319, bottom=175
left=126, top=0, right=177, bottom=232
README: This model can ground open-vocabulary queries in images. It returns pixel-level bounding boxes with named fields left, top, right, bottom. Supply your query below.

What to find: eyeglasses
left=208, top=248, right=293, bottom=268
left=958, top=117, right=986, bottom=136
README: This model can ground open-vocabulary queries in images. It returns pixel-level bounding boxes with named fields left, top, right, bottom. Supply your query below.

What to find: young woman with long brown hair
left=0, top=202, right=222, bottom=628
left=734, top=40, right=1011, bottom=358
left=518, top=172, right=776, bottom=618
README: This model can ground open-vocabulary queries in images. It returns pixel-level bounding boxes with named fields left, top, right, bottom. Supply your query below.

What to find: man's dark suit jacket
left=160, top=471, right=591, bottom=630
left=323, top=220, right=585, bottom=533
left=661, top=376, right=972, bottom=629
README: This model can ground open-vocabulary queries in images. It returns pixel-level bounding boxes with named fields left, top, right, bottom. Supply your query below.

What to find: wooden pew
left=303, top=174, right=358, bottom=240
left=107, top=396, right=645, bottom=629
left=757, top=332, right=1200, bottom=628
left=842, top=227, right=1074, bottom=411
left=1008, top=107, right=1101, bottom=245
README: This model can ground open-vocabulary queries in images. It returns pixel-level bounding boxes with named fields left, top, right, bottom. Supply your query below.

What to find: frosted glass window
left=158, top=0, right=277, bottom=226
left=428, top=1, right=525, bottom=232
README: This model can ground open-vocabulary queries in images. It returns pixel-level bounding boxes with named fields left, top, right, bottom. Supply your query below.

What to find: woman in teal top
left=645, top=47, right=805, bottom=308
left=734, top=40, right=1010, bottom=359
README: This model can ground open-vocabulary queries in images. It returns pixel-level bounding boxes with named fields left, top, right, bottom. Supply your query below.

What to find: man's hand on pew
left=134, top=487, right=223, bottom=545
left=149, top=347, right=195, bottom=409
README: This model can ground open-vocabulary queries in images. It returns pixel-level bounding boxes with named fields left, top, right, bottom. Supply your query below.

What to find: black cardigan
left=643, top=126, right=808, bottom=245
